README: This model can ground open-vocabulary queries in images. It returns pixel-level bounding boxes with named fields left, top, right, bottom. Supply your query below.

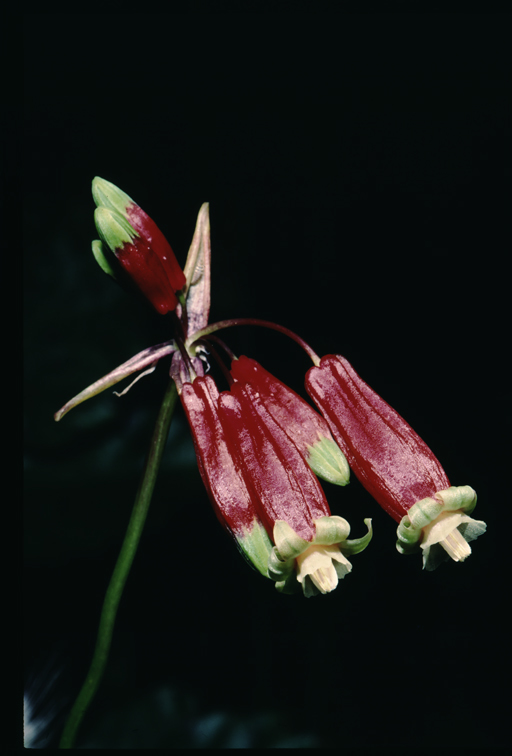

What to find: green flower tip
left=91, top=240, right=117, bottom=279
left=92, top=176, right=134, bottom=215
left=236, top=519, right=274, bottom=578
left=94, top=206, right=136, bottom=253
left=307, top=437, right=350, bottom=486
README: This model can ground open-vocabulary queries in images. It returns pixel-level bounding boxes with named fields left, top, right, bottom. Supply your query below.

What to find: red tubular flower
left=92, top=177, right=186, bottom=314
left=180, top=365, right=371, bottom=596
left=230, top=356, right=350, bottom=486
left=305, top=355, right=486, bottom=570
left=218, top=379, right=371, bottom=596
left=180, top=375, right=273, bottom=578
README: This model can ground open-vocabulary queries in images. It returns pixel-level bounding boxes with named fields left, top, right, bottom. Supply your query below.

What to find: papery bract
left=306, top=354, right=486, bottom=570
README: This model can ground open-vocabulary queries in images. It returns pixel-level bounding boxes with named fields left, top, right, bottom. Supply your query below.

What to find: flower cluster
left=55, top=178, right=486, bottom=594
left=178, top=358, right=370, bottom=596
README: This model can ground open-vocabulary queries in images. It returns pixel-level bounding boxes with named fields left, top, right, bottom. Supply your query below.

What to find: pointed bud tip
left=307, top=437, right=350, bottom=486
left=94, top=206, right=137, bottom=252
left=91, top=240, right=117, bottom=279
left=92, top=176, right=135, bottom=215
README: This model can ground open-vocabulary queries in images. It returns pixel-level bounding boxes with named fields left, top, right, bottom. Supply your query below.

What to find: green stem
left=59, top=379, right=179, bottom=748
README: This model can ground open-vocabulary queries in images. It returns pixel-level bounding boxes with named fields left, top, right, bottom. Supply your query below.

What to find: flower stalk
left=185, top=318, right=321, bottom=365
left=59, top=380, right=178, bottom=748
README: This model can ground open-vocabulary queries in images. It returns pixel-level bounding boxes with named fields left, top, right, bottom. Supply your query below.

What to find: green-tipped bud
left=306, top=436, right=351, bottom=486
left=94, top=206, right=136, bottom=252
left=92, top=176, right=133, bottom=215
left=90, top=177, right=186, bottom=314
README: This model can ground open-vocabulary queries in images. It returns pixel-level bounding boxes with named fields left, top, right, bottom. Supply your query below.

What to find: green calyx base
left=396, top=484, right=477, bottom=554
left=268, top=515, right=372, bottom=595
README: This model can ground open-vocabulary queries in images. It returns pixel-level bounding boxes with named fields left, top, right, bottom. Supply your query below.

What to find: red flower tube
left=180, top=375, right=273, bottom=578
left=230, top=356, right=350, bottom=486
left=305, top=355, right=486, bottom=570
left=218, top=380, right=371, bottom=596
left=92, top=177, right=186, bottom=314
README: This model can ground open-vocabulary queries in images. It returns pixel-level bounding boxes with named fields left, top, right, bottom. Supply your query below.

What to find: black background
left=24, top=12, right=509, bottom=749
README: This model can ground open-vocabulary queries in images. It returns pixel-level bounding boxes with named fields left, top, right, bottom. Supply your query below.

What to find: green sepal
left=313, top=515, right=351, bottom=544
left=273, top=520, right=310, bottom=561
left=396, top=485, right=478, bottom=554
left=306, top=437, right=350, bottom=486
left=268, top=546, right=301, bottom=593
left=91, top=239, right=117, bottom=279
left=396, top=516, right=421, bottom=553
left=339, top=518, right=373, bottom=555
left=267, top=545, right=295, bottom=581
left=437, top=485, right=477, bottom=515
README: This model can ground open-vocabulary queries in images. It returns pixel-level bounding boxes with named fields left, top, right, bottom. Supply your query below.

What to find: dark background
left=24, top=12, right=509, bottom=749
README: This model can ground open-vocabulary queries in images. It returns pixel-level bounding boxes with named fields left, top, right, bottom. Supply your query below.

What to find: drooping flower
left=217, top=378, right=372, bottom=596
left=230, top=355, right=350, bottom=486
left=92, top=176, right=186, bottom=315
left=305, top=354, right=486, bottom=570
left=180, top=375, right=273, bottom=578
